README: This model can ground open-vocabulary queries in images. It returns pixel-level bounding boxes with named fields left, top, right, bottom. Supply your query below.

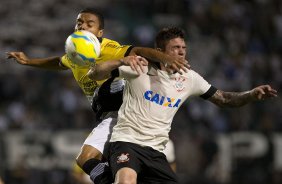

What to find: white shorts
left=83, top=111, right=118, bottom=156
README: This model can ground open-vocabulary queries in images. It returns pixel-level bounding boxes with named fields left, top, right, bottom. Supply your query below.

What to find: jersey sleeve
left=124, top=46, right=134, bottom=56
left=60, top=54, right=71, bottom=69
left=200, top=86, right=217, bottom=99
left=190, top=70, right=217, bottom=99
left=110, top=65, right=141, bottom=79
left=96, top=38, right=133, bottom=64
left=117, top=65, right=143, bottom=79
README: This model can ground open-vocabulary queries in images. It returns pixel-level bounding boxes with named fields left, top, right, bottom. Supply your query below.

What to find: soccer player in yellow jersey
left=6, top=8, right=189, bottom=184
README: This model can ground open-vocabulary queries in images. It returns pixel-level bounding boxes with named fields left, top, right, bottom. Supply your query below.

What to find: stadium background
left=0, top=0, right=281, bottom=183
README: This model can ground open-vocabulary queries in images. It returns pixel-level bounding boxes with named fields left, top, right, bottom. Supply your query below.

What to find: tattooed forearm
left=209, top=90, right=254, bottom=107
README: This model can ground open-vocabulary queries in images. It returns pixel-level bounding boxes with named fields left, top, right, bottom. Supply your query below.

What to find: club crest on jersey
left=144, top=90, right=181, bottom=108
left=117, top=153, right=130, bottom=163
left=173, top=76, right=186, bottom=92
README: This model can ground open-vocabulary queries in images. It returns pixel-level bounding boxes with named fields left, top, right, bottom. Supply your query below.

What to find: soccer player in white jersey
left=6, top=9, right=189, bottom=184
left=87, top=27, right=277, bottom=183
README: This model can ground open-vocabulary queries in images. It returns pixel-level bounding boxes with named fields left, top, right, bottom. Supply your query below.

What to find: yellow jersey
left=61, top=38, right=132, bottom=102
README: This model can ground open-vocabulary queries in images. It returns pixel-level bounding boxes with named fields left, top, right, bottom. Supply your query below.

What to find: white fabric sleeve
left=190, top=70, right=213, bottom=96
left=118, top=65, right=144, bottom=79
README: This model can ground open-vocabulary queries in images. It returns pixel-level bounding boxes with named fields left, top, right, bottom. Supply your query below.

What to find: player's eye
left=88, top=22, right=95, bottom=27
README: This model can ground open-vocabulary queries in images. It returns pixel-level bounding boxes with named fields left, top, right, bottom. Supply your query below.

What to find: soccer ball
left=65, top=30, right=101, bottom=66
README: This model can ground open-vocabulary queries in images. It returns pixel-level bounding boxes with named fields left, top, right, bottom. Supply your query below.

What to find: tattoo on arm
left=209, top=90, right=254, bottom=107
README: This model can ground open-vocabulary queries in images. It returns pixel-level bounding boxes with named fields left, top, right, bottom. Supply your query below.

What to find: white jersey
left=162, top=139, right=176, bottom=163
left=110, top=64, right=215, bottom=152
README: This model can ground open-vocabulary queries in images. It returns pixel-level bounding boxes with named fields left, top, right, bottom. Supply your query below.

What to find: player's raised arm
left=6, top=51, right=66, bottom=70
left=87, top=55, right=148, bottom=81
left=208, top=85, right=278, bottom=107
left=130, top=47, right=190, bottom=75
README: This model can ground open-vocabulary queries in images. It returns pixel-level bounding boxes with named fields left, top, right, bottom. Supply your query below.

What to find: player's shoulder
left=177, top=69, right=204, bottom=84
left=184, top=69, right=201, bottom=77
left=101, top=37, right=121, bottom=47
left=101, top=37, right=132, bottom=50
left=119, top=65, right=143, bottom=78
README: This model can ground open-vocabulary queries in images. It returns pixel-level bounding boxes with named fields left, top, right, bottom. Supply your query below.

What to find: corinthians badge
left=117, top=153, right=130, bottom=163
left=173, top=76, right=186, bottom=92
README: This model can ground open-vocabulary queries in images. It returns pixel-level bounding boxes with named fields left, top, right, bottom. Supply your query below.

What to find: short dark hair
left=155, top=27, right=185, bottom=50
left=79, top=8, right=104, bottom=29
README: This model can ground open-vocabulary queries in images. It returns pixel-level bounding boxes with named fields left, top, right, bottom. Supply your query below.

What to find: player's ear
left=97, top=29, right=104, bottom=37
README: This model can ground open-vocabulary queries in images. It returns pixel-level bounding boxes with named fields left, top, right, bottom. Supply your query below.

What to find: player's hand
left=6, top=51, right=30, bottom=65
left=164, top=56, right=190, bottom=75
left=121, top=55, right=148, bottom=75
left=250, top=85, right=277, bottom=100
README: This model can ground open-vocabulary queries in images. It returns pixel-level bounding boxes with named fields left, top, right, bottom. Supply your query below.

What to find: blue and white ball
left=65, top=30, right=101, bottom=66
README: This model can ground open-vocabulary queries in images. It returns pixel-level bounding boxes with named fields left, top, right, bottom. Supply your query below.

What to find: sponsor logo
left=144, top=90, right=181, bottom=108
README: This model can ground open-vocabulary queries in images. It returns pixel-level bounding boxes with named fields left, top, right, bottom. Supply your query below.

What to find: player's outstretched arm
left=130, top=47, right=190, bottom=74
left=6, top=52, right=66, bottom=70
left=208, top=85, right=277, bottom=107
left=87, top=56, right=148, bottom=81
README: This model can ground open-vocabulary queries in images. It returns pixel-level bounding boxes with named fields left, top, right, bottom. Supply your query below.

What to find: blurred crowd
left=0, top=0, right=281, bottom=183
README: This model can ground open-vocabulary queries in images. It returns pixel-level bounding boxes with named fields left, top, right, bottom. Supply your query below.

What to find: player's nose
left=77, top=24, right=86, bottom=31
left=178, top=50, right=186, bottom=58
left=78, top=27, right=85, bottom=31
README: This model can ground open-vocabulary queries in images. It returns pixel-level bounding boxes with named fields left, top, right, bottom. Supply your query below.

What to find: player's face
left=164, top=38, right=186, bottom=59
left=75, top=13, right=104, bottom=38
